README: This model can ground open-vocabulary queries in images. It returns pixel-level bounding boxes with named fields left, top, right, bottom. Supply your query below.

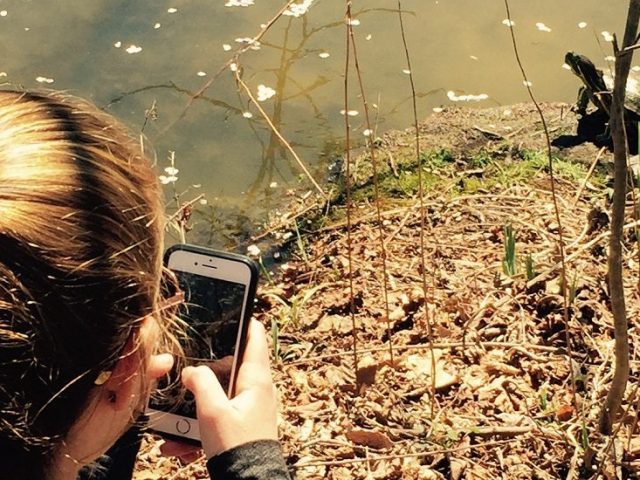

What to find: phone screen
left=149, top=270, right=247, bottom=418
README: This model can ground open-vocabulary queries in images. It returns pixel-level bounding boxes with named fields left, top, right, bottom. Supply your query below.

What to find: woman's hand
left=181, top=319, right=278, bottom=459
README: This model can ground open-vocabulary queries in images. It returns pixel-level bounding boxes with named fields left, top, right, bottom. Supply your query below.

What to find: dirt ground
left=134, top=103, right=640, bottom=479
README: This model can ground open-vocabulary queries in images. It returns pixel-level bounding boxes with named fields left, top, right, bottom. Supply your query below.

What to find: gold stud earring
left=94, top=370, right=113, bottom=386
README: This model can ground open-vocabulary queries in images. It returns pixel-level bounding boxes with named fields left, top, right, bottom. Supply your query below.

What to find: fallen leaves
left=136, top=104, right=640, bottom=479
left=345, top=429, right=393, bottom=450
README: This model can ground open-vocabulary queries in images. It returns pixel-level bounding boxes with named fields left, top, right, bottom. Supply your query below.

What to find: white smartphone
left=146, top=244, right=259, bottom=443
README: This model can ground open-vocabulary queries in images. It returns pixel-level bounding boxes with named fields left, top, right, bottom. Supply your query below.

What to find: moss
left=321, top=146, right=607, bottom=228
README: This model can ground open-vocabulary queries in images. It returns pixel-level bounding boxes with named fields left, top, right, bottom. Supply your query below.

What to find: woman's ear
left=103, top=335, right=142, bottom=412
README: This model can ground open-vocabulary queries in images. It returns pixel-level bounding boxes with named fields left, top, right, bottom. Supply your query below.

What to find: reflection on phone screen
left=149, top=270, right=246, bottom=418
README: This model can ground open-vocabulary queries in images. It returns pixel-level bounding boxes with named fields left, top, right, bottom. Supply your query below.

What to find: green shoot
left=257, top=256, right=274, bottom=285
left=581, top=422, right=589, bottom=450
left=539, top=388, right=548, bottom=410
left=525, top=253, right=536, bottom=281
left=502, top=224, right=517, bottom=276
left=293, top=221, right=309, bottom=265
left=569, top=271, right=578, bottom=305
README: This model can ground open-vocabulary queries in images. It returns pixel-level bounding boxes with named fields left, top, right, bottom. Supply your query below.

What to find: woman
left=0, top=90, right=290, bottom=479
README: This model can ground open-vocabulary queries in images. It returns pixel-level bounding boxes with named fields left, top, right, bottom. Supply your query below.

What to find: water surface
left=0, top=0, right=628, bottom=246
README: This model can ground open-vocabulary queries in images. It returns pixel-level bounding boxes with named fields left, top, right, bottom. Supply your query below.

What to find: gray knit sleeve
left=206, top=440, right=292, bottom=480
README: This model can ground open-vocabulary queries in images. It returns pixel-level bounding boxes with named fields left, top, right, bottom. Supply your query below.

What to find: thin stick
left=344, top=1, right=360, bottom=393
left=284, top=340, right=570, bottom=367
left=292, top=439, right=518, bottom=469
left=182, top=0, right=298, bottom=113
left=599, top=1, right=640, bottom=434
left=347, top=5, right=394, bottom=365
left=571, top=146, right=607, bottom=207
left=166, top=194, right=205, bottom=224
left=234, top=71, right=326, bottom=199
left=397, top=0, right=437, bottom=419
left=503, top=0, right=578, bottom=412
left=527, top=217, right=640, bottom=289
left=595, top=381, right=640, bottom=476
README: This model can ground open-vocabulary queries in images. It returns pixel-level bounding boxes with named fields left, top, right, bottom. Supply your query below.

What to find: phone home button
left=176, top=419, right=191, bottom=435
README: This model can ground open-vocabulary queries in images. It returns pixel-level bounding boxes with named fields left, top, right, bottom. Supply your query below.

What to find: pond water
left=0, top=0, right=629, bottom=247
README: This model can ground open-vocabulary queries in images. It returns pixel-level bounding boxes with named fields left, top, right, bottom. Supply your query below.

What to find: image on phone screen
left=149, top=270, right=247, bottom=418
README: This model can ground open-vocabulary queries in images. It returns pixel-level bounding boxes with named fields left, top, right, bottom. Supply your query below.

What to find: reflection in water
left=0, top=1, right=628, bottom=247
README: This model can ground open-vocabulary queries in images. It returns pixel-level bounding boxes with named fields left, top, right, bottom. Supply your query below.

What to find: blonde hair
left=0, top=90, right=172, bottom=478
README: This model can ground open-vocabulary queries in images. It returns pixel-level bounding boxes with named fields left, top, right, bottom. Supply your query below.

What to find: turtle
left=564, top=51, right=640, bottom=153
left=565, top=51, right=640, bottom=122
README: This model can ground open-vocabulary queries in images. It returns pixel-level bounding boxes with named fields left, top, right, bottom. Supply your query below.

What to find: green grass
left=325, top=146, right=607, bottom=224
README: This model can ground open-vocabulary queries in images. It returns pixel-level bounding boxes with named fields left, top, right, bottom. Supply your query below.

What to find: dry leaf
left=450, top=458, right=467, bottom=480
left=345, top=428, right=393, bottom=450
left=627, top=436, right=640, bottom=458
left=402, top=352, right=459, bottom=389
left=356, top=355, right=378, bottom=387
left=555, top=404, right=574, bottom=421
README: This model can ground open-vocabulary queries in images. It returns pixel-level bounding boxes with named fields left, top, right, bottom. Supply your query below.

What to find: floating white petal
left=199, top=198, right=208, bottom=205
left=601, top=31, right=614, bottom=42
left=226, top=0, right=254, bottom=6
left=167, top=7, right=177, bottom=13
left=319, top=52, right=330, bottom=58
left=269, top=182, right=278, bottom=188
left=340, top=109, right=359, bottom=116
left=234, top=37, right=261, bottom=50
left=230, top=63, right=238, bottom=72
left=159, top=175, right=178, bottom=185
left=578, top=22, right=587, bottom=29
left=347, top=18, right=360, bottom=26
left=247, top=244, right=261, bottom=256
left=164, top=166, right=179, bottom=176
left=284, top=0, right=314, bottom=17
left=470, top=55, right=478, bottom=61
left=154, top=23, right=161, bottom=29
left=536, top=22, right=551, bottom=33
left=36, top=76, right=54, bottom=84
left=523, top=80, right=533, bottom=87
left=402, top=69, right=411, bottom=75
left=447, top=91, right=488, bottom=102
left=257, top=84, right=276, bottom=102
left=223, top=44, right=232, bottom=51
left=363, top=129, right=372, bottom=136
left=197, top=71, right=207, bottom=77
left=502, top=19, right=515, bottom=27
left=432, top=107, right=444, bottom=113
left=0, top=10, right=7, bottom=17
left=242, top=111, right=253, bottom=118
left=114, top=41, right=122, bottom=48
left=126, top=45, right=142, bottom=54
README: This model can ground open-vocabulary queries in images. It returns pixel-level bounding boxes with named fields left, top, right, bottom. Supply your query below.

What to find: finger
left=181, top=365, right=228, bottom=413
left=235, top=320, right=273, bottom=392
left=147, top=353, right=174, bottom=381
left=240, top=319, right=269, bottom=366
